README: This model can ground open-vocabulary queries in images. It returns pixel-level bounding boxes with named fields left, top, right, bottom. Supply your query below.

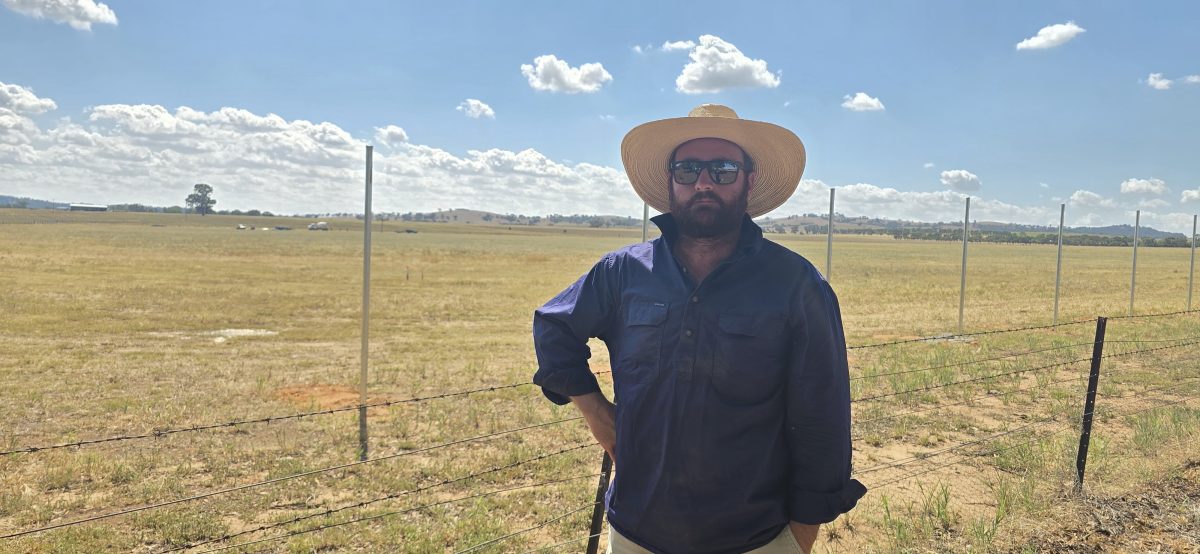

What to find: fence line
left=194, top=473, right=603, bottom=554
left=847, top=318, right=1096, bottom=350
left=0, top=418, right=584, bottom=540
left=870, top=386, right=1199, bottom=490
left=851, top=341, right=1093, bottom=381
left=161, top=443, right=595, bottom=553
left=853, top=357, right=1092, bottom=403
left=0, top=380, right=539, bottom=457
left=853, top=369, right=1089, bottom=430
left=5, top=314, right=1193, bottom=459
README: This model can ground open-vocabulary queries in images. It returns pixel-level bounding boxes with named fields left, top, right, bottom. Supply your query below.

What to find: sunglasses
left=669, top=160, right=745, bottom=185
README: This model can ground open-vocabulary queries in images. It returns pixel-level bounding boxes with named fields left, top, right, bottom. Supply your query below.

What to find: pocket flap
left=626, top=301, right=668, bottom=326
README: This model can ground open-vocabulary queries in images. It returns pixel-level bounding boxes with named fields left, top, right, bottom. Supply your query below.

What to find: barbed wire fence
left=1, top=309, right=1197, bottom=552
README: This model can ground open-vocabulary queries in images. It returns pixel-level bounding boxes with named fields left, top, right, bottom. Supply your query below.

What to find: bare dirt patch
left=1006, top=461, right=1200, bottom=553
left=273, top=383, right=396, bottom=419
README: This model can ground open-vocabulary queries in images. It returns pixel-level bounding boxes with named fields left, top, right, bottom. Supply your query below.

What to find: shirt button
left=684, top=329, right=694, bottom=337
left=691, top=296, right=699, bottom=303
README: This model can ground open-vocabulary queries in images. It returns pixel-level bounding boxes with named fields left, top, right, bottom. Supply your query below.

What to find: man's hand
left=788, top=522, right=819, bottom=554
left=570, top=392, right=616, bottom=463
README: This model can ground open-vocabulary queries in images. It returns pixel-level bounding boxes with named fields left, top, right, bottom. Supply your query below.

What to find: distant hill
left=757, top=213, right=1187, bottom=240
left=0, top=195, right=68, bottom=209
left=2, top=195, right=1189, bottom=238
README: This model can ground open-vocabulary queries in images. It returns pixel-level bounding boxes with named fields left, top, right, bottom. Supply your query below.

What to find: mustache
left=686, top=191, right=724, bottom=208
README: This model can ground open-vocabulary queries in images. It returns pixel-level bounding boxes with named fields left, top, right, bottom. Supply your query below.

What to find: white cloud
left=1182, top=189, right=1200, bottom=203
left=374, top=125, right=408, bottom=145
left=841, top=92, right=885, bottom=112
left=1186, top=75, right=1200, bottom=84
left=598, top=114, right=615, bottom=121
left=520, top=55, right=612, bottom=94
left=923, top=162, right=935, bottom=169
left=661, top=40, right=696, bottom=52
left=1015, top=21, right=1085, bottom=50
left=1138, top=198, right=1170, bottom=210
left=1069, top=189, right=1117, bottom=208
left=456, top=98, right=495, bottom=119
left=1, top=0, right=116, bottom=30
left=940, top=169, right=981, bottom=192
left=1120, top=177, right=1168, bottom=195
left=0, top=82, right=58, bottom=114
left=675, top=35, right=781, bottom=94
left=1039, top=183, right=1050, bottom=189
left=0, top=83, right=642, bottom=216
left=1146, top=73, right=1173, bottom=90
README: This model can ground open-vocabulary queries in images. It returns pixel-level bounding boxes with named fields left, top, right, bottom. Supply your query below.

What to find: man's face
left=668, top=138, right=755, bottom=239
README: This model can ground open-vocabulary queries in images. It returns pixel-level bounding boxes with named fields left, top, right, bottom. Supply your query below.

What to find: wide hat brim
left=621, top=104, right=806, bottom=218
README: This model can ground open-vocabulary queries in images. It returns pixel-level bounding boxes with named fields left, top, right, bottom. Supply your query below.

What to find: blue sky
left=1, top=0, right=1198, bottom=231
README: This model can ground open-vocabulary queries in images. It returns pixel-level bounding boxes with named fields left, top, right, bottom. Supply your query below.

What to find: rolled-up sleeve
left=532, top=254, right=617, bottom=405
left=785, top=277, right=867, bottom=524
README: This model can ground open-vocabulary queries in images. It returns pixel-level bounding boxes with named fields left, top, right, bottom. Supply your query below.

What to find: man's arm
left=784, top=277, right=866, bottom=529
left=570, top=392, right=616, bottom=462
left=532, top=255, right=617, bottom=405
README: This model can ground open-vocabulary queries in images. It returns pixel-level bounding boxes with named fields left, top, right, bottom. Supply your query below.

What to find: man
left=533, top=104, right=865, bottom=554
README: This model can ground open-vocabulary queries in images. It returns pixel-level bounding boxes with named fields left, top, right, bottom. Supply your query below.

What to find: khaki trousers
left=607, top=525, right=807, bottom=554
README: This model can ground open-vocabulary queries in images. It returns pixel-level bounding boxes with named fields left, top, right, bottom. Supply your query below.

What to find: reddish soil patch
left=276, top=383, right=363, bottom=409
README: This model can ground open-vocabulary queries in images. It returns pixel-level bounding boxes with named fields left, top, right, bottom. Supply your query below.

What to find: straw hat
left=621, top=104, right=806, bottom=218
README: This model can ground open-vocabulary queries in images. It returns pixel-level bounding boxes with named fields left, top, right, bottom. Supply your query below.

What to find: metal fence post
left=1054, top=204, right=1065, bottom=325
left=585, top=453, right=613, bottom=554
left=359, top=145, right=373, bottom=461
left=1129, top=210, right=1140, bottom=316
left=1189, top=214, right=1196, bottom=311
left=642, top=203, right=649, bottom=243
left=1074, top=316, right=1107, bottom=494
left=826, top=188, right=835, bottom=280
left=958, top=197, right=970, bottom=334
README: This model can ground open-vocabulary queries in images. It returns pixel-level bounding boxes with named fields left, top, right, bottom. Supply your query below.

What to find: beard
left=669, top=185, right=749, bottom=239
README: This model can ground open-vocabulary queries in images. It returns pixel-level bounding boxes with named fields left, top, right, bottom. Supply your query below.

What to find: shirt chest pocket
left=711, top=313, right=788, bottom=405
left=616, top=300, right=668, bottom=376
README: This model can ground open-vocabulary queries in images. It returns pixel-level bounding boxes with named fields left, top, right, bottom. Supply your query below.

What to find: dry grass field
left=1, top=208, right=1197, bottom=553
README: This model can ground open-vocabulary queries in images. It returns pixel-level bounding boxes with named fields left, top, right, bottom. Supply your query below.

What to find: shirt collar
left=651, top=213, right=764, bottom=256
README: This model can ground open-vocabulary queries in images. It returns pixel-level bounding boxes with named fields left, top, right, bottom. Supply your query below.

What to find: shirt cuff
left=788, top=479, right=868, bottom=525
left=533, top=367, right=602, bottom=406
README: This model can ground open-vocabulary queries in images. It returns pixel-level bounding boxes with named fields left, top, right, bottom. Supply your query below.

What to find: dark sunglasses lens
left=672, top=165, right=701, bottom=184
left=711, top=161, right=740, bottom=184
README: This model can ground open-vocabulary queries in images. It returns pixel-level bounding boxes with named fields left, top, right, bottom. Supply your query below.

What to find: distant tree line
left=890, top=228, right=1195, bottom=248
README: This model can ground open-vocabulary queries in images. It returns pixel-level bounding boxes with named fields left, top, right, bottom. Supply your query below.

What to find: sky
left=1, top=0, right=1198, bottom=232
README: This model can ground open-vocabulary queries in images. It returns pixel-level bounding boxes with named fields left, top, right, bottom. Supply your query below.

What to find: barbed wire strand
left=161, top=443, right=595, bottom=553
left=853, top=357, right=1092, bottom=403
left=0, top=417, right=584, bottom=540
left=195, top=472, right=604, bottom=554
left=855, top=347, right=1200, bottom=430
left=850, top=341, right=1094, bottom=381
left=1107, top=308, right=1200, bottom=321
left=855, top=339, right=1200, bottom=404
left=857, top=414, right=1061, bottom=476
left=847, top=318, right=1096, bottom=351
left=452, top=502, right=600, bottom=554
left=854, top=368, right=1089, bottom=430
left=871, top=388, right=1199, bottom=490
left=0, top=381, right=539, bottom=457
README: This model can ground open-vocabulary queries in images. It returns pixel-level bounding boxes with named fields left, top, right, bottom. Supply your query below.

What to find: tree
left=185, top=184, right=217, bottom=216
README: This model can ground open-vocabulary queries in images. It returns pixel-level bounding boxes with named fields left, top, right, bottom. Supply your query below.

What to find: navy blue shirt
left=532, top=214, right=866, bottom=554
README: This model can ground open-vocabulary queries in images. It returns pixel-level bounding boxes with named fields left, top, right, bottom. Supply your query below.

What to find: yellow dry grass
left=0, top=208, right=1197, bottom=553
